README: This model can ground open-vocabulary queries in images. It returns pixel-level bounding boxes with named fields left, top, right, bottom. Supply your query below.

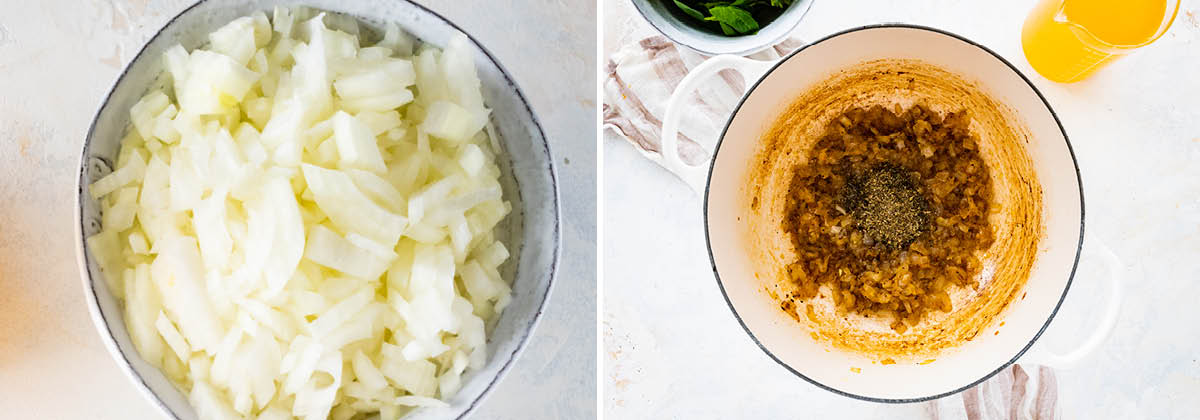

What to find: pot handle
left=1020, top=237, right=1124, bottom=369
left=661, top=55, right=774, bottom=194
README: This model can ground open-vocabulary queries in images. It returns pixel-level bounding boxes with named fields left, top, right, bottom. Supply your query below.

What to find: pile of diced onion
left=86, top=7, right=512, bottom=420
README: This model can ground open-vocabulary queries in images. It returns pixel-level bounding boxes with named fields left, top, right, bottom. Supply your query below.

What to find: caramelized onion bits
left=783, top=104, right=994, bottom=332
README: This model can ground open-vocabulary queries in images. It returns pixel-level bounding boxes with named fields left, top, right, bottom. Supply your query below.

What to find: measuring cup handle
left=661, top=55, right=774, bottom=194
left=1021, top=237, right=1124, bottom=369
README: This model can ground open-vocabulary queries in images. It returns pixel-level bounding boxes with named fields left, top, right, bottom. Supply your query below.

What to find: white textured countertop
left=604, top=0, right=1200, bottom=418
left=0, top=1, right=595, bottom=419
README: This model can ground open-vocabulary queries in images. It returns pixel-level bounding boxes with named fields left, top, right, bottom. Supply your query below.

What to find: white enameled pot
left=74, top=1, right=560, bottom=419
left=660, top=25, right=1122, bottom=402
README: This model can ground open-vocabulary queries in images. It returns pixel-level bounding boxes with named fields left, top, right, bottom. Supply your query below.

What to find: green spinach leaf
left=668, top=0, right=793, bottom=37
left=705, top=6, right=758, bottom=34
left=719, top=22, right=736, bottom=35
left=673, top=0, right=707, bottom=20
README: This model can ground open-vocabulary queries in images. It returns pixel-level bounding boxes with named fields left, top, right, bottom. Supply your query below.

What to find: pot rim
left=701, top=23, right=1085, bottom=403
left=73, top=0, right=561, bottom=418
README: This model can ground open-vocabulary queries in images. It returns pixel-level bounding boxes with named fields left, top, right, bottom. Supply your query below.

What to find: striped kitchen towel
left=603, top=34, right=803, bottom=170
left=925, top=364, right=1061, bottom=420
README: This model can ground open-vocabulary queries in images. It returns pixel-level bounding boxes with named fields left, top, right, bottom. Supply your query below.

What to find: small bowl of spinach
left=670, top=1, right=792, bottom=36
left=631, top=0, right=815, bottom=55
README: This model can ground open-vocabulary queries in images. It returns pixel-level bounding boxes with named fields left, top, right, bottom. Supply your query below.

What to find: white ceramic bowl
left=659, top=25, right=1122, bottom=402
left=631, top=0, right=815, bottom=56
left=74, top=1, right=560, bottom=418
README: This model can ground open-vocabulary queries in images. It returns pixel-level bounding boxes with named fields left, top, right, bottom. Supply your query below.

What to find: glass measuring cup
left=1021, top=0, right=1180, bottom=83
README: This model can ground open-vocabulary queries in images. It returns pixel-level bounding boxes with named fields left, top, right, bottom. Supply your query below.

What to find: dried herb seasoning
left=842, top=163, right=930, bottom=250
left=781, top=104, right=994, bottom=332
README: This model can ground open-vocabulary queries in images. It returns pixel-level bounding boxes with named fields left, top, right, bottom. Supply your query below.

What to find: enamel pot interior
left=76, top=1, right=559, bottom=418
left=704, top=25, right=1082, bottom=402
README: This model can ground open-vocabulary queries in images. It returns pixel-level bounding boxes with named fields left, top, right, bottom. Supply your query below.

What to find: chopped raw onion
left=86, top=8, right=511, bottom=419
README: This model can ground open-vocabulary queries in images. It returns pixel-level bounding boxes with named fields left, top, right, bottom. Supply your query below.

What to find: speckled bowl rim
left=702, top=24, right=1085, bottom=403
left=73, top=1, right=561, bottom=419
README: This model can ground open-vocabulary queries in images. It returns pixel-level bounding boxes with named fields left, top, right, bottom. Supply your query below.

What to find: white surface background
left=603, top=0, right=1200, bottom=418
left=0, top=1, right=595, bottom=419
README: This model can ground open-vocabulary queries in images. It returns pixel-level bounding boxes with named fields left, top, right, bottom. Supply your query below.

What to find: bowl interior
left=76, top=1, right=559, bottom=418
left=705, top=25, right=1081, bottom=401
left=631, top=0, right=815, bottom=56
